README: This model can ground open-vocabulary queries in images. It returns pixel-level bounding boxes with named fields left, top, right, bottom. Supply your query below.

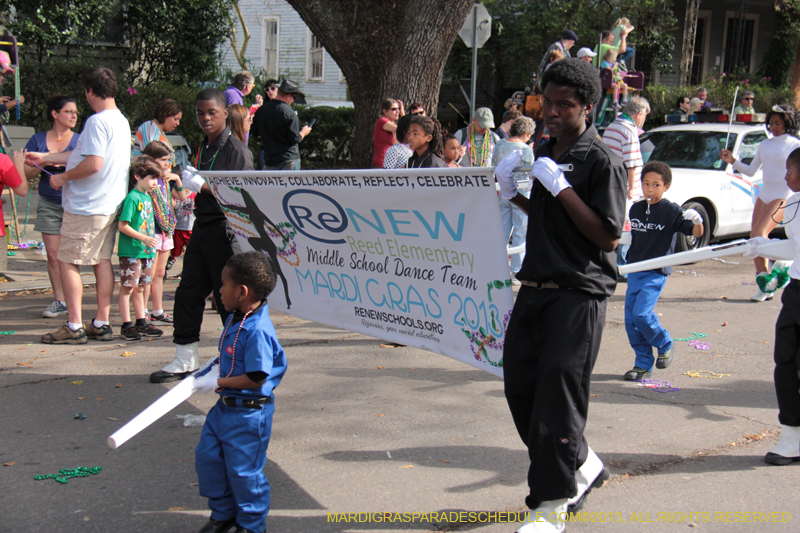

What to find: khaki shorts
left=58, top=210, right=119, bottom=265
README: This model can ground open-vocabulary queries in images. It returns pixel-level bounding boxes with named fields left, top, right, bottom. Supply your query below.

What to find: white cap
left=576, top=47, right=597, bottom=58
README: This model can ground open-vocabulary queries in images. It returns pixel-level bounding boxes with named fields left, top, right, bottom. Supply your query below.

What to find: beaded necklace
left=216, top=310, right=254, bottom=390
left=150, top=178, right=177, bottom=236
left=195, top=131, right=230, bottom=170
left=466, top=123, right=492, bottom=166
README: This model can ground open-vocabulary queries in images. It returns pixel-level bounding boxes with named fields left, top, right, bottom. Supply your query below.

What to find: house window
left=307, top=31, right=324, bottom=81
left=722, top=11, right=759, bottom=74
left=262, top=18, right=279, bottom=78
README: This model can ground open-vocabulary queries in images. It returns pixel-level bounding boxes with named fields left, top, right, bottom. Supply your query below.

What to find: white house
left=220, top=0, right=349, bottom=105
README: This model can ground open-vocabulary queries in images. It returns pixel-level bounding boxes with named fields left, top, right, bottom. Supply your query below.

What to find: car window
left=641, top=131, right=737, bottom=170
left=738, top=132, right=768, bottom=165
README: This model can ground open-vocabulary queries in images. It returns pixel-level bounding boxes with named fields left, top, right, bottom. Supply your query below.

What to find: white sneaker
left=765, top=425, right=800, bottom=465
left=516, top=500, right=568, bottom=533
left=750, top=288, right=774, bottom=302
left=567, top=447, right=610, bottom=512
left=42, top=300, right=68, bottom=318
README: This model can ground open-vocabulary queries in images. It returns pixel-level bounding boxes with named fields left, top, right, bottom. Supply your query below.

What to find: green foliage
left=758, top=0, right=800, bottom=88
left=116, top=0, right=233, bottom=86
left=5, top=58, right=207, bottom=151
left=295, top=106, right=355, bottom=168
left=3, top=0, right=115, bottom=63
left=641, top=80, right=796, bottom=131
left=619, top=0, right=678, bottom=74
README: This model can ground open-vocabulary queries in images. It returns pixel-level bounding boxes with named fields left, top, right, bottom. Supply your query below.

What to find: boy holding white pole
left=623, top=161, right=703, bottom=381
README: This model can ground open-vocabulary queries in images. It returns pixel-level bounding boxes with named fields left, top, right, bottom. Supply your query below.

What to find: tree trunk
left=793, top=40, right=800, bottom=106
left=679, top=0, right=700, bottom=86
left=285, top=0, right=476, bottom=168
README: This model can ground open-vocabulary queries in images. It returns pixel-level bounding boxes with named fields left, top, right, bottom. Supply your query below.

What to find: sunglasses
left=411, top=111, right=424, bottom=116
left=742, top=97, right=753, bottom=101
left=266, top=86, right=277, bottom=91
left=389, top=107, right=399, bottom=111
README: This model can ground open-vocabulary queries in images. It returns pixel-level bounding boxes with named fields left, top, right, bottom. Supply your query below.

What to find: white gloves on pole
left=192, top=371, right=220, bottom=394
left=682, top=209, right=703, bottom=225
left=532, top=157, right=571, bottom=197
left=495, top=150, right=523, bottom=201
left=182, top=165, right=206, bottom=193
left=742, top=236, right=773, bottom=258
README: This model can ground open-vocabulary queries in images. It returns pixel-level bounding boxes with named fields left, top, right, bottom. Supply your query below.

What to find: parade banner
left=201, top=168, right=515, bottom=377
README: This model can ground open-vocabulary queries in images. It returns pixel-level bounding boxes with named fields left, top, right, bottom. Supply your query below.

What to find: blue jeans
left=197, top=397, right=274, bottom=532
left=499, top=190, right=530, bottom=273
left=618, top=47, right=635, bottom=64
left=625, top=271, right=672, bottom=371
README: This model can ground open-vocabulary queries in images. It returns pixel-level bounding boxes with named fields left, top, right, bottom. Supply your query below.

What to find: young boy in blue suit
left=193, top=251, right=287, bottom=533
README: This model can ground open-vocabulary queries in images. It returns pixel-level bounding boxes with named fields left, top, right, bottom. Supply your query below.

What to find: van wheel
left=675, top=202, right=711, bottom=252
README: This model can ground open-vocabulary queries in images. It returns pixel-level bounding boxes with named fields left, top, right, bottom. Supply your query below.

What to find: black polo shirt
left=194, top=126, right=254, bottom=225
left=516, top=124, right=626, bottom=297
left=257, top=99, right=302, bottom=167
left=407, top=148, right=447, bottom=168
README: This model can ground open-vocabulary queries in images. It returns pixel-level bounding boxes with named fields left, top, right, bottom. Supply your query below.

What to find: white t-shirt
left=602, top=117, right=643, bottom=199
left=62, top=108, right=131, bottom=216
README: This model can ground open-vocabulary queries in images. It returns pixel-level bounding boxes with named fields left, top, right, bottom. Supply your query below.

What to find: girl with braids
left=406, top=116, right=447, bottom=168
left=141, top=140, right=188, bottom=324
left=721, top=104, right=800, bottom=301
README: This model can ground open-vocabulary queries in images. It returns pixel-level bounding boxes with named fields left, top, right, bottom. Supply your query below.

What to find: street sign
left=458, top=3, right=492, bottom=49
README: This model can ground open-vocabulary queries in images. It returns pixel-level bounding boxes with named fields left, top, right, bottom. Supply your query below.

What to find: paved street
left=2, top=222, right=800, bottom=532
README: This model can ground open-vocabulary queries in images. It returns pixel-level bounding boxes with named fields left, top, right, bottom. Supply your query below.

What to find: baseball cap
left=576, top=47, right=597, bottom=59
left=0, top=51, right=14, bottom=75
left=475, top=107, right=495, bottom=129
left=562, top=30, right=578, bottom=42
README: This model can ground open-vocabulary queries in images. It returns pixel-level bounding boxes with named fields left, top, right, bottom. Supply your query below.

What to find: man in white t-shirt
left=29, top=67, right=131, bottom=344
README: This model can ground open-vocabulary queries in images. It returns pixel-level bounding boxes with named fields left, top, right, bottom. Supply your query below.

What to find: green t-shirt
left=118, top=188, right=156, bottom=259
left=593, top=43, right=620, bottom=67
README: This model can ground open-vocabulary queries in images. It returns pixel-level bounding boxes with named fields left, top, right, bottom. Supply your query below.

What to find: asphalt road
left=1, top=255, right=799, bottom=533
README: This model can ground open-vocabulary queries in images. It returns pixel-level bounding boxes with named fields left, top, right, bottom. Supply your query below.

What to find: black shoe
left=232, top=525, right=263, bottom=533
left=765, top=452, right=800, bottom=466
left=136, top=322, right=163, bottom=337
left=199, top=518, right=236, bottom=533
left=149, top=370, right=192, bottom=383
left=121, top=323, right=141, bottom=341
left=656, top=346, right=674, bottom=369
left=624, top=367, right=653, bottom=381
left=166, top=256, right=176, bottom=271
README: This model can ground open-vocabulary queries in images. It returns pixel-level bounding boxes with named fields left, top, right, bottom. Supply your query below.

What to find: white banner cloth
left=202, top=168, right=514, bottom=377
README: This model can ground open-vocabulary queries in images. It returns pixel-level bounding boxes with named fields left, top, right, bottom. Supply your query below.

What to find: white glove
left=682, top=208, right=703, bottom=225
left=495, top=150, right=523, bottom=200
left=182, top=165, right=206, bottom=193
left=531, top=157, right=571, bottom=197
left=742, top=236, right=772, bottom=258
left=192, top=371, right=220, bottom=394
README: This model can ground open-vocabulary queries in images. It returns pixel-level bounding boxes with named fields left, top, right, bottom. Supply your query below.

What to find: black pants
left=173, top=220, right=235, bottom=345
left=503, top=286, right=606, bottom=507
left=774, top=279, right=800, bottom=426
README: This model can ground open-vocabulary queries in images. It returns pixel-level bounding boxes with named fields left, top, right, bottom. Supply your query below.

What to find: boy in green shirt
left=118, top=156, right=164, bottom=341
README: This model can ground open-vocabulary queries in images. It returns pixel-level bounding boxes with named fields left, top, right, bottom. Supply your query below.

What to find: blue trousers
left=625, top=271, right=672, bottom=371
left=197, top=398, right=274, bottom=533
left=499, top=190, right=529, bottom=273
left=618, top=47, right=635, bottom=64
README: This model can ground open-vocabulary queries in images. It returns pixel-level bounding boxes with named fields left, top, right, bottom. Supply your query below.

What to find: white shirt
left=602, top=117, right=643, bottom=199
left=733, top=133, right=800, bottom=199
left=784, top=192, right=800, bottom=280
left=63, top=108, right=131, bottom=216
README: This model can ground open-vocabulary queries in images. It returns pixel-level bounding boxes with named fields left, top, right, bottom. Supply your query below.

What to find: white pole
left=469, top=4, right=478, bottom=123
left=725, top=85, right=740, bottom=151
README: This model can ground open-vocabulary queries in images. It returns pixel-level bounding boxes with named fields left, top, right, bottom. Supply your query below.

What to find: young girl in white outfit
left=721, top=104, right=800, bottom=301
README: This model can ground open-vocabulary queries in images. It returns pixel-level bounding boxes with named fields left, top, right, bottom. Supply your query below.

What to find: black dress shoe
left=233, top=525, right=264, bottom=533
left=149, top=369, right=192, bottom=383
left=199, top=518, right=236, bottom=533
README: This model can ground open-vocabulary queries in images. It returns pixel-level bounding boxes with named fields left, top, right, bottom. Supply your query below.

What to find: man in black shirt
left=255, top=79, right=311, bottom=171
left=150, top=88, right=254, bottom=383
left=502, top=59, right=626, bottom=532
